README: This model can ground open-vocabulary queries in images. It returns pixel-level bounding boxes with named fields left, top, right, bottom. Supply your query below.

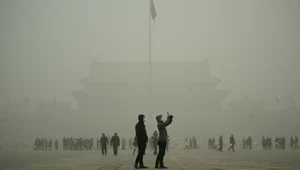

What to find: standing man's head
left=102, top=133, right=105, bottom=137
left=138, top=114, right=145, bottom=122
left=156, top=115, right=163, bottom=123
left=114, top=133, right=117, bottom=136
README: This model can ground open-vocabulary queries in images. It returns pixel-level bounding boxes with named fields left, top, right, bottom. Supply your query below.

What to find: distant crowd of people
left=62, top=137, right=94, bottom=150
left=185, top=135, right=198, bottom=150
left=34, top=138, right=58, bottom=151
left=262, top=136, right=273, bottom=150
left=290, top=136, right=299, bottom=150
left=264, top=136, right=298, bottom=150
left=242, top=136, right=254, bottom=149
left=33, top=134, right=131, bottom=155
left=33, top=135, right=299, bottom=153
left=205, top=135, right=299, bottom=152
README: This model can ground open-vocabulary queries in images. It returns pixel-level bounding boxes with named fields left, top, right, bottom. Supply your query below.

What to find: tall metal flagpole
left=149, top=0, right=152, bottom=104
left=148, top=0, right=153, bottom=131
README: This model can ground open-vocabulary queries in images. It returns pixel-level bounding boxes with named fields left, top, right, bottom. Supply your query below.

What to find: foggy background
left=0, top=0, right=300, bottom=147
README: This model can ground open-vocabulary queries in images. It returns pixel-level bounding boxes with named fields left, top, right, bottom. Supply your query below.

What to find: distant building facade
left=71, top=60, right=229, bottom=132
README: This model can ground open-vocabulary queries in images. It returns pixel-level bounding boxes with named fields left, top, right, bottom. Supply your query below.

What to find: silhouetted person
left=110, top=133, right=120, bottom=156
left=290, top=137, right=294, bottom=149
left=247, top=136, right=253, bottom=149
left=184, top=138, right=189, bottom=150
left=55, top=140, right=59, bottom=150
left=282, top=137, right=286, bottom=150
left=155, top=112, right=173, bottom=169
left=228, top=134, right=235, bottom=152
left=242, top=138, right=246, bottom=150
left=100, top=133, right=108, bottom=156
left=192, top=135, right=197, bottom=149
left=41, top=138, right=44, bottom=150
left=218, top=136, right=223, bottom=152
left=262, top=136, right=266, bottom=150
left=49, top=139, right=52, bottom=150
left=134, top=114, right=148, bottom=169
left=44, top=139, right=47, bottom=151
left=208, top=138, right=211, bottom=149
left=212, top=138, right=216, bottom=149
left=149, top=137, right=154, bottom=151
left=152, top=131, right=158, bottom=155
left=295, top=136, right=299, bottom=150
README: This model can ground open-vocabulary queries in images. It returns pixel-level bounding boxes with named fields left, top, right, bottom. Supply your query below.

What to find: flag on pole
left=150, top=0, right=157, bottom=21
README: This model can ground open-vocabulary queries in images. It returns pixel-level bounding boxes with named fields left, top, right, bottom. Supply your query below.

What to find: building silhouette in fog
left=71, top=59, right=229, bottom=131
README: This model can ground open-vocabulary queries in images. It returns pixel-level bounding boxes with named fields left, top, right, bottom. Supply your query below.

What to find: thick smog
left=0, top=0, right=300, bottom=170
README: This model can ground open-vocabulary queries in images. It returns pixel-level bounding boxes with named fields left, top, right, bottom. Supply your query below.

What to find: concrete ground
left=0, top=148, right=299, bottom=170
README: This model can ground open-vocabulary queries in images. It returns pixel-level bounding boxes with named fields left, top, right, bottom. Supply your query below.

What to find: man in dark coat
left=134, top=114, right=148, bottom=169
left=155, top=112, right=173, bottom=169
left=100, top=133, right=108, bottom=156
left=282, top=136, right=286, bottom=150
left=295, top=136, right=299, bottom=150
left=247, top=136, right=253, bottom=149
left=218, top=135, right=223, bottom=152
left=228, top=134, right=235, bottom=152
left=54, top=140, right=59, bottom=150
left=110, top=133, right=120, bottom=156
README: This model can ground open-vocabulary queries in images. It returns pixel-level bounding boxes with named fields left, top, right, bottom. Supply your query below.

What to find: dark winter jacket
left=135, top=120, right=148, bottom=143
left=110, top=135, right=120, bottom=146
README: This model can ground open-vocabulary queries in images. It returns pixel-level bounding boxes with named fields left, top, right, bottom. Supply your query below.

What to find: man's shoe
left=160, top=165, right=168, bottom=169
left=140, top=165, right=148, bottom=169
left=155, top=165, right=159, bottom=169
left=134, top=164, right=139, bottom=169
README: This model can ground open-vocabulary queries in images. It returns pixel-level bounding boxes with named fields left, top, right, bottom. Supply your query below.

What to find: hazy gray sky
left=1, top=0, right=299, bottom=109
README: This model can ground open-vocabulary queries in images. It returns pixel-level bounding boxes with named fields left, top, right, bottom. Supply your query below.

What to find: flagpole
left=148, top=0, right=153, bottom=131
left=149, top=0, right=152, bottom=103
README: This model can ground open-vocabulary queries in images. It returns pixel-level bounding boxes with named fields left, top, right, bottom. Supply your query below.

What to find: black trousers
left=101, top=144, right=107, bottom=155
left=228, top=144, right=235, bottom=152
left=218, top=144, right=223, bottom=151
left=135, top=142, right=146, bottom=165
left=155, top=141, right=167, bottom=166
left=113, top=145, right=118, bottom=155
